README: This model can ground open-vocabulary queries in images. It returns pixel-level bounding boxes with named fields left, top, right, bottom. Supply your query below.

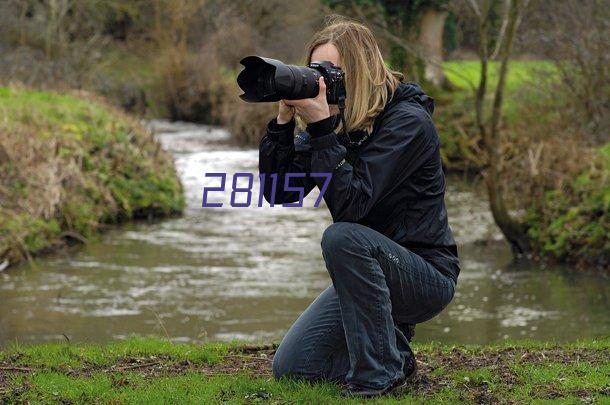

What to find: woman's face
left=311, top=43, right=341, bottom=115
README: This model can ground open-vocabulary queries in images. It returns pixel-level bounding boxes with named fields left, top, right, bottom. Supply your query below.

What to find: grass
left=1, top=337, right=608, bottom=404
left=442, top=60, right=556, bottom=94
left=0, top=86, right=185, bottom=268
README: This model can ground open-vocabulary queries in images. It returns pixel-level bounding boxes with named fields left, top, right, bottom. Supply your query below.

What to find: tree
left=324, top=0, right=450, bottom=87
left=416, top=5, right=449, bottom=86
left=468, top=0, right=531, bottom=254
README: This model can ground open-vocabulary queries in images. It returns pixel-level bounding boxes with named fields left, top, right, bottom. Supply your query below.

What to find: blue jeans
left=272, top=222, right=456, bottom=392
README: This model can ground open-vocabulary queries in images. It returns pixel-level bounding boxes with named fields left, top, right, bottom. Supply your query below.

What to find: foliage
left=1, top=337, right=608, bottom=403
left=323, top=0, right=450, bottom=84
left=523, top=143, right=610, bottom=269
left=324, top=0, right=450, bottom=25
left=0, top=87, right=184, bottom=267
left=438, top=58, right=609, bottom=269
left=443, top=10, right=457, bottom=54
left=434, top=60, right=555, bottom=172
left=0, top=0, right=323, bottom=122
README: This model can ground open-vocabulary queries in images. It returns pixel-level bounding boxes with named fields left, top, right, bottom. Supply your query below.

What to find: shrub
left=0, top=86, right=185, bottom=267
left=523, top=143, right=609, bottom=269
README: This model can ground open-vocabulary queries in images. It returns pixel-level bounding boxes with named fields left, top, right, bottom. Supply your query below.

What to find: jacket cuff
left=306, top=114, right=340, bottom=138
left=267, top=117, right=295, bottom=146
left=310, top=131, right=341, bottom=151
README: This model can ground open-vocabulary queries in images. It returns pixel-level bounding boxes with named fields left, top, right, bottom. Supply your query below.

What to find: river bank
left=0, top=87, right=184, bottom=269
left=1, top=336, right=608, bottom=403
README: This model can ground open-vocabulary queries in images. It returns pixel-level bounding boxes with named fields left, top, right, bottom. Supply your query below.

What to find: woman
left=259, top=16, right=460, bottom=397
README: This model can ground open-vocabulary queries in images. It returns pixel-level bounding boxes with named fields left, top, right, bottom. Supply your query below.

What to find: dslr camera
left=237, top=55, right=346, bottom=104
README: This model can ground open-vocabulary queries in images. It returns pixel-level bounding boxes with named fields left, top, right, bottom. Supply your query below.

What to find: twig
left=149, top=309, right=171, bottom=342
left=0, top=365, right=32, bottom=372
left=59, top=231, right=88, bottom=244
left=467, top=0, right=482, bottom=17
left=116, top=361, right=160, bottom=371
left=490, top=0, right=511, bottom=60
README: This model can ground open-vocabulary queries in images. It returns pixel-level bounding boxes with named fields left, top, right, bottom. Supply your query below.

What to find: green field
left=443, top=60, right=556, bottom=93
left=1, top=337, right=608, bottom=404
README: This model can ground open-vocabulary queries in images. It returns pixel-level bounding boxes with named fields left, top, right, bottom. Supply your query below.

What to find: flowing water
left=1, top=121, right=608, bottom=346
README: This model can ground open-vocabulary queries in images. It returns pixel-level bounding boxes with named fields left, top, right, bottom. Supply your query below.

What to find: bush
left=523, top=143, right=610, bottom=269
left=0, top=86, right=185, bottom=267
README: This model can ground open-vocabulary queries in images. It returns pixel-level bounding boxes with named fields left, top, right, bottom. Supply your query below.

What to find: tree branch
left=350, top=1, right=476, bottom=90
left=490, top=0, right=510, bottom=60
left=467, top=0, right=482, bottom=18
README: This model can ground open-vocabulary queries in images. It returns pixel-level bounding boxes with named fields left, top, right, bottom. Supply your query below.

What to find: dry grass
left=0, top=86, right=184, bottom=268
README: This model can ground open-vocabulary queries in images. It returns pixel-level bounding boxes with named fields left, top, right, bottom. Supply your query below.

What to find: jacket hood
left=386, top=81, right=435, bottom=116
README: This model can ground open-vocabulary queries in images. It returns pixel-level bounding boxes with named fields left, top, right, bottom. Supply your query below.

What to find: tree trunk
left=417, top=8, right=447, bottom=87
left=485, top=0, right=531, bottom=255
left=472, top=0, right=531, bottom=256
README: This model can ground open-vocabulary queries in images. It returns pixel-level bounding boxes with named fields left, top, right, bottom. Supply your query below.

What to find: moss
left=0, top=86, right=185, bottom=267
left=523, top=143, right=610, bottom=269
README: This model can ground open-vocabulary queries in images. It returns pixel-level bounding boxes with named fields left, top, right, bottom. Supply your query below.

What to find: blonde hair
left=295, top=15, right=404, bottom=134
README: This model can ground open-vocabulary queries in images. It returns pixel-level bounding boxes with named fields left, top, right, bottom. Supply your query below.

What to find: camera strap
left=337, top=95, right=373, bottom=148
left=337, top=94, right=350, bottom=143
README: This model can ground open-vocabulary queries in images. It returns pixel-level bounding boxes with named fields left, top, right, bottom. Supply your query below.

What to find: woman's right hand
left=277, top=100, right=295, bottom=124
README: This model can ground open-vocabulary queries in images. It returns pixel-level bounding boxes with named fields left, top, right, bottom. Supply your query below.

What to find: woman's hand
left=284, top=77, right=330, bottom=124
left=276, top=100, right=295, bottom=124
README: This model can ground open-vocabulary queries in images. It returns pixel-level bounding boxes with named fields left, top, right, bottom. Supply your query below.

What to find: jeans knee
left=273, top=341, right=322, bottom=382
left=272, top=344, right=298, bottom=380
left=272, top=352, right=287, bottom=380
left=321, top=222, right=359, bottom=254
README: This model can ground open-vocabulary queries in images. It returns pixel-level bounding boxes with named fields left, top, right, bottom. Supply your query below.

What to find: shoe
left=341, top=349, right=418, bottom=398
left=399, top=322, right=416, bottom=343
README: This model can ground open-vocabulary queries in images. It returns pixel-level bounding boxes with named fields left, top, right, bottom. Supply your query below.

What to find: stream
left=1, top=120, right=608, bottom=346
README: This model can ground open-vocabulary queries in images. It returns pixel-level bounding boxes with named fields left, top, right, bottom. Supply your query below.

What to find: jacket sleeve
left=258, top=117, right=316, bottom=204
left=309, top=105, right=437, bottom=222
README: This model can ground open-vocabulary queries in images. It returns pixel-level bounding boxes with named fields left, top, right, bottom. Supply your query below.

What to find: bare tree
left=469, top=0, right=531, bottom=254
left=525, top=0, right=609, bottom=145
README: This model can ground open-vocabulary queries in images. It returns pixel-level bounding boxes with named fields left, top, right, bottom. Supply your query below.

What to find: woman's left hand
left=283, top=77, right=330, bottom=124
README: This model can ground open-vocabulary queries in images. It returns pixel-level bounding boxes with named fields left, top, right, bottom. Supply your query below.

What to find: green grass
left=443, top=60, right=556, bottom=93
left=1, top=337, right=608, bottom=404
left=0, top=87, right=185, bottom=268
left=1, top=336, right=232, bottom=369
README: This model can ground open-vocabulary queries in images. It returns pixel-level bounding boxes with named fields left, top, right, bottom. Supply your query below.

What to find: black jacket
left=259, top=81, right=460, bottom=282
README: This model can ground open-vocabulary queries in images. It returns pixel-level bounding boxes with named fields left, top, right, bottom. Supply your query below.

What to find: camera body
left=237, top=55, right=346, bottom=104
left=308, top=60, right=346, bottom=105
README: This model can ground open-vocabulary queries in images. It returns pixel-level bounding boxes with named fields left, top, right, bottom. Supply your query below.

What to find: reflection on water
left=1, top=121, right=608, bottom=345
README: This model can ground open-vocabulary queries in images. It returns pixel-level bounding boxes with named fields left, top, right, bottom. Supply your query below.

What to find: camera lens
left=237, top=56, right=342, bottom=103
